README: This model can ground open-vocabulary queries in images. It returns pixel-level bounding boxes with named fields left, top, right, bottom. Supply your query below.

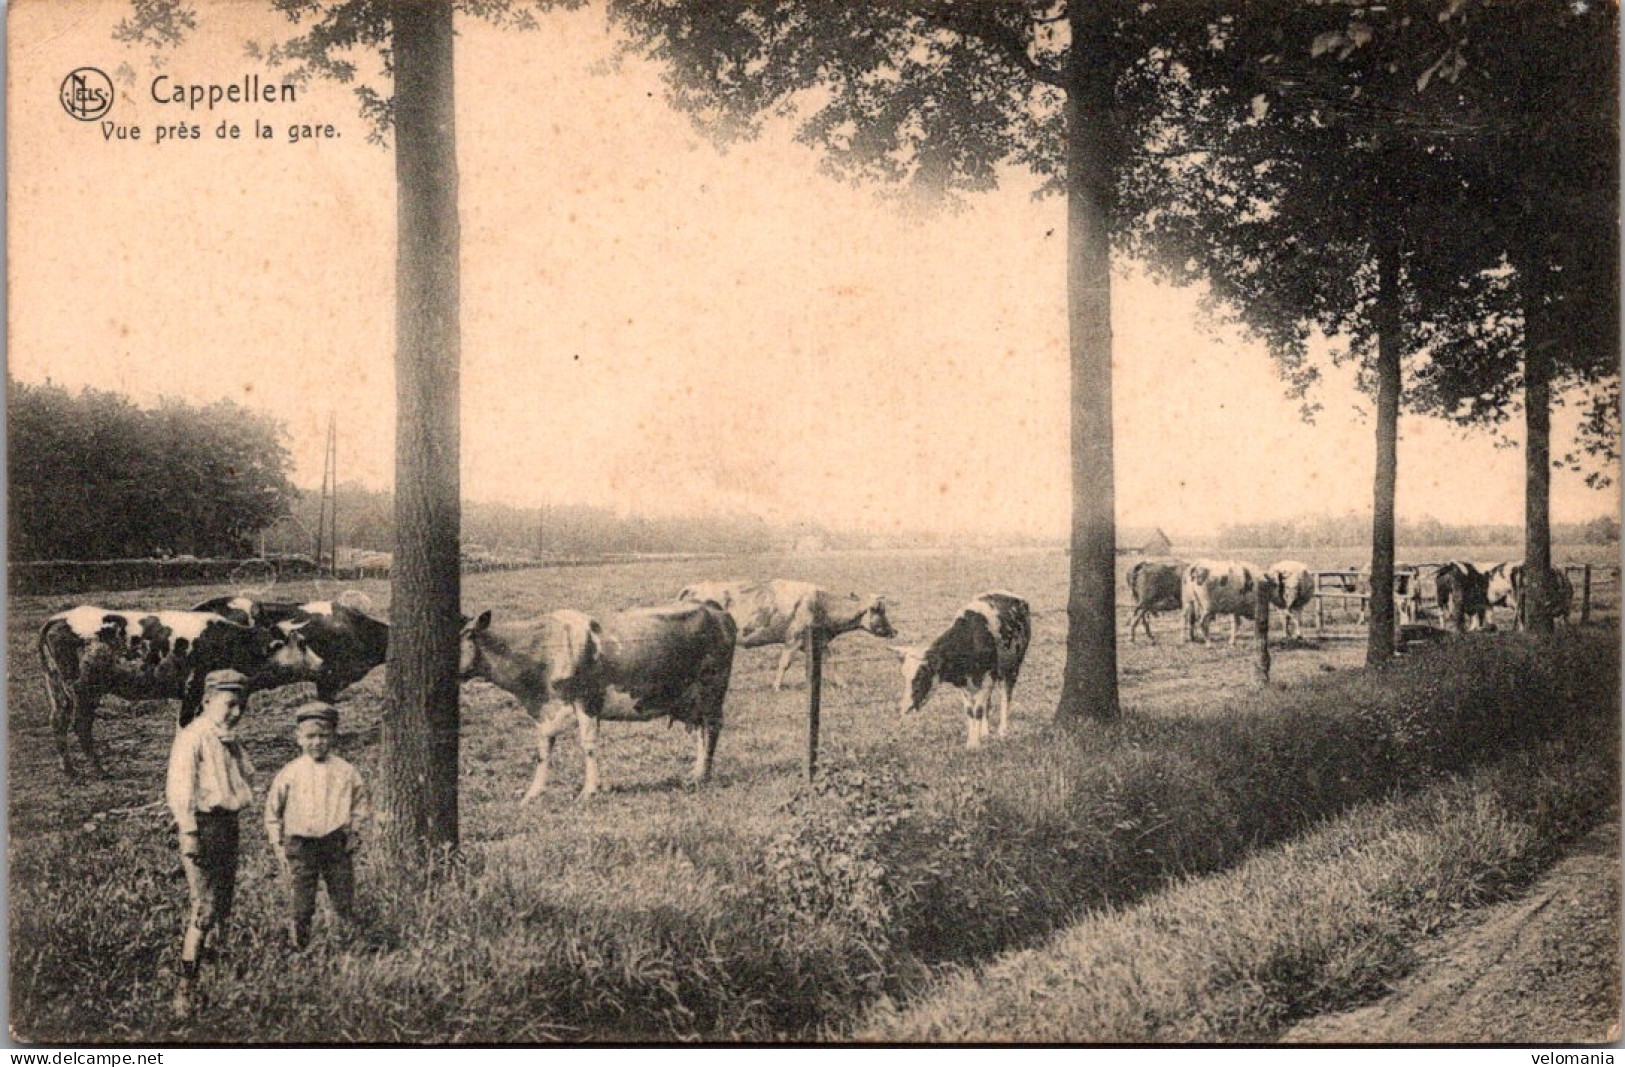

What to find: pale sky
left=8, top=1, right=1618, bottom=540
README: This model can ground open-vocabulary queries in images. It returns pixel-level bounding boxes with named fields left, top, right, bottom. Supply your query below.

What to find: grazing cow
left=460, top=601, right=736, bottom=801
left=1182, top=560, right=1275, bottom=645
left=1125, top=559, right=1186, bottom=644
left=1349, top=565, right=1428, bottom=625
left=1433, top=560, right=1492, bottom=632
left=676, top=579, right=894, bottom=690
left=192, top=596, right=389, bottom=701
left=892, top=592, right=1030, bottom=749
left=1480, top=561, right=1517, bottom=621
left=1508, top=563, right=1576, bottom=629
left=37, top=608, right=318, bottom=776
left=1266, top=560, right=1317, bottom=640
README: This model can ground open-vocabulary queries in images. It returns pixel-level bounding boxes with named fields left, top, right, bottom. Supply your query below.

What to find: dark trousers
left=181, top=811, right=240, bottom=934
left=285, top=830, right=354, bottom=947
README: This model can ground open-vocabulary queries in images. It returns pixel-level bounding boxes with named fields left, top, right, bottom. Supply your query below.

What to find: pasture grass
left=7, top=551, right=1618, bottom=1043
left=858, top=728, right=1617, bottom=1041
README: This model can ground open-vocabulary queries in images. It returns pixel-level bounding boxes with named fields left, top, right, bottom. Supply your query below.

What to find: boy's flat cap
left=293, top=702, right=339, bottom=727
left=203, top=669, right=249, bottom=694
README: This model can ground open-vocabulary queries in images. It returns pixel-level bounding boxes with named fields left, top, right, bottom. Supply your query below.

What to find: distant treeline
left=266, top=483, right=813, bottom=559
left=1214, top=513, right=1620, bottom=548
left=8, top=381, right=297, bottom=562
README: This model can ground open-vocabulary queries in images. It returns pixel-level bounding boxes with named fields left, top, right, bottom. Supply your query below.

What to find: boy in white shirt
left=263, top=702, right=370, bottom=949
left=166, top=668, right=256, bottom=1016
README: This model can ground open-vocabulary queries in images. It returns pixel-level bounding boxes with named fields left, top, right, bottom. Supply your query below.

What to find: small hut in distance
left=1117, top=526, right=1173, bottom=557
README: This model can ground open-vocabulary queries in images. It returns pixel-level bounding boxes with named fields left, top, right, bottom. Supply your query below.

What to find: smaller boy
left=264, top=701, right=370, bottom=949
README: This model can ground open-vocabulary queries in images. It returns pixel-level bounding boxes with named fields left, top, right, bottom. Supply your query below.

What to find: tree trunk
left=1366, top=231, right=1401, bottom=666
left=1523, top=316, right=1555, bottom=635
left=1055, top=0, right=1121, bottom=727
left=381, top=0, right=462, bottom=869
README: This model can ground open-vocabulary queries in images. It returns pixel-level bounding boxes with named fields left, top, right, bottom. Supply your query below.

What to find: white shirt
left=263, top=755, right=369, bottom=843
left=166, top=720, right=255, bottom=834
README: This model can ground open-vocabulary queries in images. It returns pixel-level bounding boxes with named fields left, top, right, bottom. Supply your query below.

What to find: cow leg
left=996, top=678, right=1015, bottom=739
left=521, top=703, right=573, bottom=805
left=691, top=716, right=721, bottom=782
left=1130, top=608, right=1154, bottom=645
left=576, top=705, right=602, bottom=801
left=73, top=701, right=105, bottom=778
left=1227, top=614, right=1240, bottom=647
left=48, top=687, right=79, bottom=778
left=772, top=645, right=798, bottom=692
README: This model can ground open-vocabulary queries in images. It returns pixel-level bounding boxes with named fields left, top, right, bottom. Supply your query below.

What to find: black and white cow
left=1508, top=563, right=1576, bottom=630
left=191, top=596, right=389, bottom=702
left=1126, top=559, right=1186, bottom=644
left=1434, top=561, right=1492, bottom=633
left=37, top=607, right=318, bottom=777
left=460, top=601, right=737, bottom=802
left=892, top=592, right=1031, bottom=749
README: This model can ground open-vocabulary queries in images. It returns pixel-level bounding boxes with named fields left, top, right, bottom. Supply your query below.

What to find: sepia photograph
left=6, top=0, right=1621, bottom=1047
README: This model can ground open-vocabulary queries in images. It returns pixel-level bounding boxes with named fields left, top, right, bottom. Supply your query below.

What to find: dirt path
left=1283, top=818, right=1622, bottom=1045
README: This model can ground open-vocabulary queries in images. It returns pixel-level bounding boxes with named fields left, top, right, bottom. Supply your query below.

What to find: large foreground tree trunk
left=381, top=0, right=463, bottom=868
left=1055, top=0, right=1121, bottom=727
left=1367, top=234, right=1401, bottom=665
left=1523, top=323, right=1554, bottom=635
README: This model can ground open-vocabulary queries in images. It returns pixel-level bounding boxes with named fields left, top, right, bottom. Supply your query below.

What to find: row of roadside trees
left=8, top=379, right=296, bottom=561
left=112, top=0, right=1616, bottom=876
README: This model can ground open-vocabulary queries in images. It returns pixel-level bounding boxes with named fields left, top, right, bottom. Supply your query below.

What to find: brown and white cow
left=1182, top=560, right=1275, bottom=646
left=460, top=601, right=736, bottom=802
left=892, top=592, right=1031, bottom=749
left=1266, top=560, right=1317, bottom=640
left=37, top=607, right=319, bottom=777
left=676, top=578, right=894, bottom=690
left=1126, top=559, right=1186, bottom=644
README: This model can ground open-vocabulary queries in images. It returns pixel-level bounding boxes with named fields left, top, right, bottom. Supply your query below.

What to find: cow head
left=257, top=623, right=324, bottom=680
left=861, top=596, right=897, bottom=640
left=459, top=610, right=493, bottom=680
left=890, top=645, right=936, bottom=714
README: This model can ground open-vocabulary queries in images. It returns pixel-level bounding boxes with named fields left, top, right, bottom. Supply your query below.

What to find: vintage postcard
left=8, top=0, right=1619, bottom=1049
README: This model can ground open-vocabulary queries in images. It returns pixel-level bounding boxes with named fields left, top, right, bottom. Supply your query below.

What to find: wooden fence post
left=1255, top=579, right=1271, bottom=684
left=805, top=628, right=822, bottom=780
left=1581, top=565, right=1592, bottom=624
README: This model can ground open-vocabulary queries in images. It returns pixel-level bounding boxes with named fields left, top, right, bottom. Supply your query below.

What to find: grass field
left=7, top=545, right=1619, bottom=1042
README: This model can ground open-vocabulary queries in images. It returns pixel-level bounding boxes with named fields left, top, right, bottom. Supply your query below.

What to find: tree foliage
left=8, top=380, right=296, bottom=561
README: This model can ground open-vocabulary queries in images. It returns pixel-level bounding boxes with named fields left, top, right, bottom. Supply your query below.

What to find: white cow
left=677, top=578, right=894, bottom=690
left=1266, top=560, right=1317, bottom=640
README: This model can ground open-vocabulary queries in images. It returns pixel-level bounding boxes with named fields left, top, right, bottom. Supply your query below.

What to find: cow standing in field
left=37, top=607, right=319, bottom=777
left=1509, top=563, right=1575, bottom=629
left=1349, top=564, right=1428, bottom=625
left=1266, top=560, right=1317, bottom=640
left=1433, top=561, right=1492, bottom=632
left=1125, top=559, right=1186, bottom=644
left=459, top=601, right=736, bottom=802
left=892, top=592, right=1031, bottom=749
left=676, top=578, right=894, bottom=690
left=1182, top=560, right=1275, bottom=646
left=191, top=596, right=389, bottom=704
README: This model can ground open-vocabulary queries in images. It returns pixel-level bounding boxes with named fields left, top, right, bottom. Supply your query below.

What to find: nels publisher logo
left=60, top=67, right=113, bottom=121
